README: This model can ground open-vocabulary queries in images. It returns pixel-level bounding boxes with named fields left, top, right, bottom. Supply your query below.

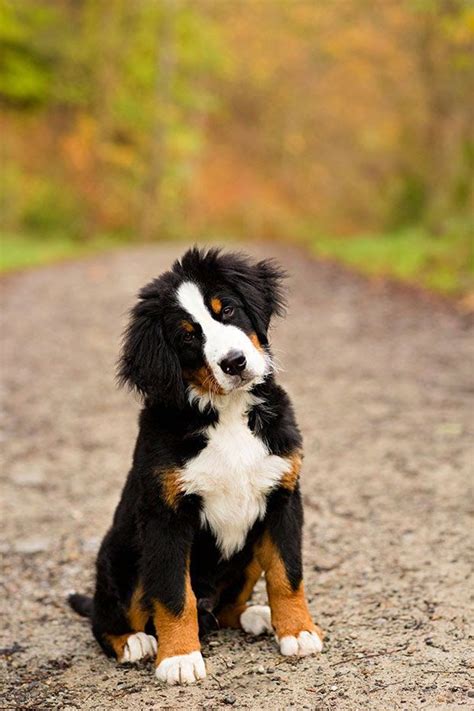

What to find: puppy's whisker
left=265, top=353, right=284, bottom=375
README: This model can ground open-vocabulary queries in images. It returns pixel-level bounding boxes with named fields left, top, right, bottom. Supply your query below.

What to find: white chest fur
left=179, top=393, right=291, bottom=558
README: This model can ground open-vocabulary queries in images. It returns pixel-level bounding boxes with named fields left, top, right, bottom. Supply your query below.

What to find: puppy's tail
left=68, top=593, right=93, bottom=619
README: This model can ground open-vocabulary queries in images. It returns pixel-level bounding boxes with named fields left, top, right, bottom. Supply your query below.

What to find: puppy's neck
left=187, top=386, right=261, bottom=419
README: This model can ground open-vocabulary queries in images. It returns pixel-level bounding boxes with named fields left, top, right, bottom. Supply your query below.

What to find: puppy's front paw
left=240, top=604, right=272, bottom=635
left=120, top=632, right=157, bottom=663
left=155, top=651, right=206, bottom=685
left=279, top=630, right=323, bottom=657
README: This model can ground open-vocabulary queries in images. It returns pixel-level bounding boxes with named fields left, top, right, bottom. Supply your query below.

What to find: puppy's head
left=118, top=248, right=285, bottom=408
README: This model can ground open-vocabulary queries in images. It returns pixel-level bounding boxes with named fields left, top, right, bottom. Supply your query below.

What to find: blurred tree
left=1, top=0, right=224, bottom=237
left=139, top=0, right=175, bottom=241
left=1, top=0, right=472, bottom=244
left=0, top=0, right=59, bottom=107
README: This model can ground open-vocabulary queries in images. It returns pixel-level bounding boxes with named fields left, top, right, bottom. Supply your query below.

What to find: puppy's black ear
left=117, top=282, right=185, bottom=407
left=256, top=259, right=287, bottom=329
left=232, top=257, right=286, bottom=344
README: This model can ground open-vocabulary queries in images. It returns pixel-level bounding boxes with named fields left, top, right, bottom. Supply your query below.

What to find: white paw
left=155, top=651, right=206, bottom=685
left=240, top=605, right=272, bottom=635
left=120, top=632, right=157, bottom=663
left=279, top=630, right=323, bottom=657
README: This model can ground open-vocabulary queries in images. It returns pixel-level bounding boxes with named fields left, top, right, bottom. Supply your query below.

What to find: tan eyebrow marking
left=210, top=297, right=222, bottom=314
left=181, top=320, right=195, bottom=333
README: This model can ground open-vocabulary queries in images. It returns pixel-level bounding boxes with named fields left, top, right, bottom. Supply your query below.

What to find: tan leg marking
left=106, top=630, right=157, bottom=663
left=280, top=451, right=303, bottom=492
left=104, top=633, right=131, bottom=659
left=103, top=584, right=152, bottom=660
left=128, top=583, right=149, bottom=631
left=217, top=557, right=262, bottom=628
left=257, top=533, right=323, bottom=640
left=153, top=571, right=200, bottom=664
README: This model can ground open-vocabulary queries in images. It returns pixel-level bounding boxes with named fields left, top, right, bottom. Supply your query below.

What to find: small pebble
left=14, top=537, right=52, bottom=554
left=10, top=469, right=45, bottom=487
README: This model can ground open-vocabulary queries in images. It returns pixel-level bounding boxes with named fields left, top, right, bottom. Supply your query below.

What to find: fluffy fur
left=69, top=248, right=323, bottom=685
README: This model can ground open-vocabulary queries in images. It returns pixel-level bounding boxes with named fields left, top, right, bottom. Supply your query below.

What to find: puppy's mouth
left=184, top=364, right=262, bottom=398
left=226, top=374, right=252, bottom=391
left=219, top=369, right=265, bottom=393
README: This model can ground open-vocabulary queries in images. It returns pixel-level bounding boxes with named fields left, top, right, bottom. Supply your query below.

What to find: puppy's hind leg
left=217, top=556, right=271, bottom=634
left=93, top=581, right=156, bottom=664
left=104, top=631, right=157, bottom=664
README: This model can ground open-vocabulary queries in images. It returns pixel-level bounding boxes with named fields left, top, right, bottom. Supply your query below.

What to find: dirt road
left=1, top=243, right=473, bottom=710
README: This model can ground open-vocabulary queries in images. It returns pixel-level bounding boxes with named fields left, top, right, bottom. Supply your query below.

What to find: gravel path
left=1, top=243, right=473, bottom=710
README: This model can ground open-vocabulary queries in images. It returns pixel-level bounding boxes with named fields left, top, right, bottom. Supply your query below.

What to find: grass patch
left=2, top=225, right=473, bottom=298
left=309, top=226, right=474, bottom=296
left=0, top=232, right=127, bottom=273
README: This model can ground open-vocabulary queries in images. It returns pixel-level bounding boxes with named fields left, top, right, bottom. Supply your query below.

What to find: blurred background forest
left=1, top=0, right=473, bottom=295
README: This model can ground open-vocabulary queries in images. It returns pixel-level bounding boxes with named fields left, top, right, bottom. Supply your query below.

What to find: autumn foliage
left=1, top=0, right=473, bottom=246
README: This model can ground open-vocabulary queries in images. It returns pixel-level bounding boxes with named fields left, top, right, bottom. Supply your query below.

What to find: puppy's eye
left=222, top=306, right=234, bottom=319
left=183, top=331, right=195, bottom=343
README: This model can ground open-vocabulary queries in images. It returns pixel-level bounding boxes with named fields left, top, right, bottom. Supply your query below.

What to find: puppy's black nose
left=219, top=350, right=247, bottom=376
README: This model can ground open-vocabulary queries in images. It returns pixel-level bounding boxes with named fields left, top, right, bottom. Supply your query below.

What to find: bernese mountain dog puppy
left=69, top=248, right=323, bottom=685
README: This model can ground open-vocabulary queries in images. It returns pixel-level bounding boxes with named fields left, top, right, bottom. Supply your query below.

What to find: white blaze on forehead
left=176, top=281, right=268, bottom=391
left=177, top=282, right=217, bottom=334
